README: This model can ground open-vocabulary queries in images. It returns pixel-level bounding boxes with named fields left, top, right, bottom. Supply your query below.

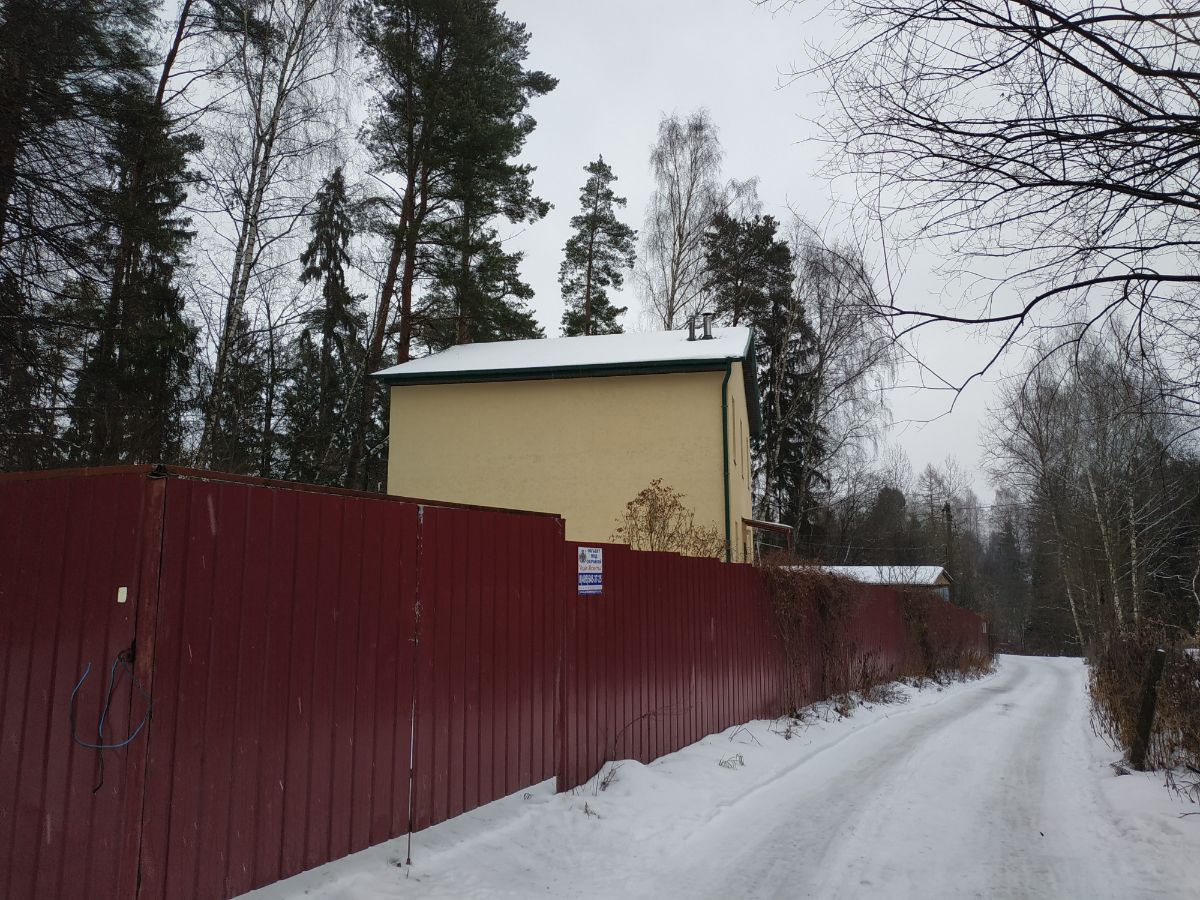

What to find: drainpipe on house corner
left=721, top=362, right=732, bottom=563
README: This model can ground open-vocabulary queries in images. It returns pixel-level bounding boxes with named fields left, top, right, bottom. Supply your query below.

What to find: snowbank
left=240, top=658, right=1200, bottom=900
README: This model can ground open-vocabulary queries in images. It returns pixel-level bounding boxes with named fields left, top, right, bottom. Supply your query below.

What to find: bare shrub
left=761, top=566, right=994, bottom=716
left=759, top=564, right=864, bottom=710
left=597, top=762, right=623, bottom=794
left=898, top=588, right=994, bottom=683
left=612, top=479, right=725, bottom=558
left=1091, top=635, right=1200, bottom=784
left=861, top=680, right=908, bottom=706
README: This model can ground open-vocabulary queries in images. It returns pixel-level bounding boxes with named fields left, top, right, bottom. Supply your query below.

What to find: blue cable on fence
left=69, top=648, right=153, bottom=792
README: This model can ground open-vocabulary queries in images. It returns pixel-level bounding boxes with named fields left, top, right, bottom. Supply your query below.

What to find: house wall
left=386, top=365, right=755, bottom=561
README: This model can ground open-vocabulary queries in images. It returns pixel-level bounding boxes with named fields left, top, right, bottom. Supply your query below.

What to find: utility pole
left=943, top=501, right=953, bottom=582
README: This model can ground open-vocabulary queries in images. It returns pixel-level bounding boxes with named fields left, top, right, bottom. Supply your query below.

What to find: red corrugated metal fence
left=1, top=467, right=988, bottom=900
left=1, top=470, right=160, bottom=900
left=557, top=542, right=788, bottom=792
left=137, top=473, right=424, bottom=899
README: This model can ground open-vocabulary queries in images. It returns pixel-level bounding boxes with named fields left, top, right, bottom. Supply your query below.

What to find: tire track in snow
left=654, top=657, right=1167, bottom=900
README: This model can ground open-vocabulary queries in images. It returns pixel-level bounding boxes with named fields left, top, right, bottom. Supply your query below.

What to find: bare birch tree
left=782, top=0, right=1200, bottom=409
left=194, top=0, right=345, bottom=467
left=985, top=326, right=1199, bottom=646
left=789, top=222, right=896, bottom=529
left=638, top=109, right=724, bottom=330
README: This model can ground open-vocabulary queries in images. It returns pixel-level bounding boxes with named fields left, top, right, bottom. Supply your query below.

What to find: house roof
left=806, top=565, right=952, bottom=586
left=373, top=326, right=763, bottom=437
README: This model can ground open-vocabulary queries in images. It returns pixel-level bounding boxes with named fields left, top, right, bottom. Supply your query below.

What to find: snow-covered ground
left=242, top=656, right=1200, bottom=900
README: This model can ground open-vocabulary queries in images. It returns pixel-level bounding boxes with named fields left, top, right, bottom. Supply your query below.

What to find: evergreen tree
left=415, top=3, right=555, bottom=352
left=705, top=212, right=818, bottom=529
left=0, top=0, right=162, bottom=468
left=982, top=511, right=1030, bottom=645
left=0, top=275, right=67, bottom=469
left=0, top=0, right=155, bottom=268
left=205, top=314, right=266, bottom=474
left=704, top=212, right=789, bottom=327
left=559, top=157, right=635, bottom=336
left=69, top=83, right=199, bottom=464
left=351, top=0, right=555, bottom=486
left=757, top=294, right=820, bottom=532
left=280, top=168, right=365, bottom=485
left=422, top=225, right=542, bottom=352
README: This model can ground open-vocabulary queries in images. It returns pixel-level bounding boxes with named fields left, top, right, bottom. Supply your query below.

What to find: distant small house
left=375, top=325, right=762, bottom=562
left=813, top=565, right=953, bottom=601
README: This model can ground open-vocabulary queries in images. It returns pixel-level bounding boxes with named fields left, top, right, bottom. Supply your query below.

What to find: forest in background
left=3, top=0, right=1200, bottom=660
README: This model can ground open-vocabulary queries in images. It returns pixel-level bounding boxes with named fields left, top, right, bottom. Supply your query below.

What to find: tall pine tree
left=703, top=212, right=788, bottom=327
left=280, top=168, right=365, bottom=485
left=69, top=83, right=199, bottom=465
left=0, top=0, right=164, bottom=468
left=416, top=2, right=554, bottom=351
left=350, top=0, right=555, bottom=486
left=559, top=157, right=635, bottom=336
left=705, top=212, right=819, bottom=528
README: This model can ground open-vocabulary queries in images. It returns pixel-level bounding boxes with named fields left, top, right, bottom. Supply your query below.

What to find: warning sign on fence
left=577, top=547, right=603, bottom=595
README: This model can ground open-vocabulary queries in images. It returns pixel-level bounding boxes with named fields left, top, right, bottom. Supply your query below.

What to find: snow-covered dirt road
left=246, top=656, right=1200, bottom=900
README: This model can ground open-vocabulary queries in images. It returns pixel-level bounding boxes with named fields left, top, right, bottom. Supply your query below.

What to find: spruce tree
left=69, top=83, right=199, bottom=465
left=559, top=157, right=635, bottom=336
left=205, top=314, right=266, bottom=474
left=422, top=225, right=542, bottom=352
left=705, top=212, right=818, bottom=528
left=281, top=168, right=365, bottom=485
left=756, top=270, right=820, bottom=531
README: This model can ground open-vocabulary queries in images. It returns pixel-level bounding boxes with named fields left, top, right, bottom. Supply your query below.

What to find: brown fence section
left=845, top=585, right=913, bottom=680
left=0, top=467, right=988, bottom=900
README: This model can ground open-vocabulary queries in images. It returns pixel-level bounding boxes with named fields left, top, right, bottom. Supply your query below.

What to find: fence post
left=1129, top=648, right=1167, bottom=772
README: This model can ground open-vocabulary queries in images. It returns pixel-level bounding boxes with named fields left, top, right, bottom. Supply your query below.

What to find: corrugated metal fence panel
left=0, top=471, right=157, bottom=900
left=925, top=597, right=989, bottom=659
left=410, top=506, right=563, bottom=830
left=558, top=543, right=789, bottom=792
left=846, top=586, right=911, bottom=680
left=135, top=475, right=421, bottom=900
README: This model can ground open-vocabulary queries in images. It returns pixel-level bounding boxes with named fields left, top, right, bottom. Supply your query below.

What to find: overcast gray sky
left=499, top=0, right=1005, bottom=499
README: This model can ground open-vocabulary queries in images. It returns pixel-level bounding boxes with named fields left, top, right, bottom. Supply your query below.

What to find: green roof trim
left=375, top=331, right=765, bottom=439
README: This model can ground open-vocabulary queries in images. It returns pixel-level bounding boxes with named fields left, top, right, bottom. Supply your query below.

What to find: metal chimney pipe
left=701, top=312, right=714, bottom=340
left=687, top=316, right=697, bottom=341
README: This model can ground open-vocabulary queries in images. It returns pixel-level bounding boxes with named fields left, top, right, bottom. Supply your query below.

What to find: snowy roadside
left=241, top=666, right=997, bottom=900
left=240, top=657, right=1200, bottom=900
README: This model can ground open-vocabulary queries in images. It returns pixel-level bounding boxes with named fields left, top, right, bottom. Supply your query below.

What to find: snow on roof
left=373, top=326, right=754, bottom=381
left=806, top=565, right=951, bottom=586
